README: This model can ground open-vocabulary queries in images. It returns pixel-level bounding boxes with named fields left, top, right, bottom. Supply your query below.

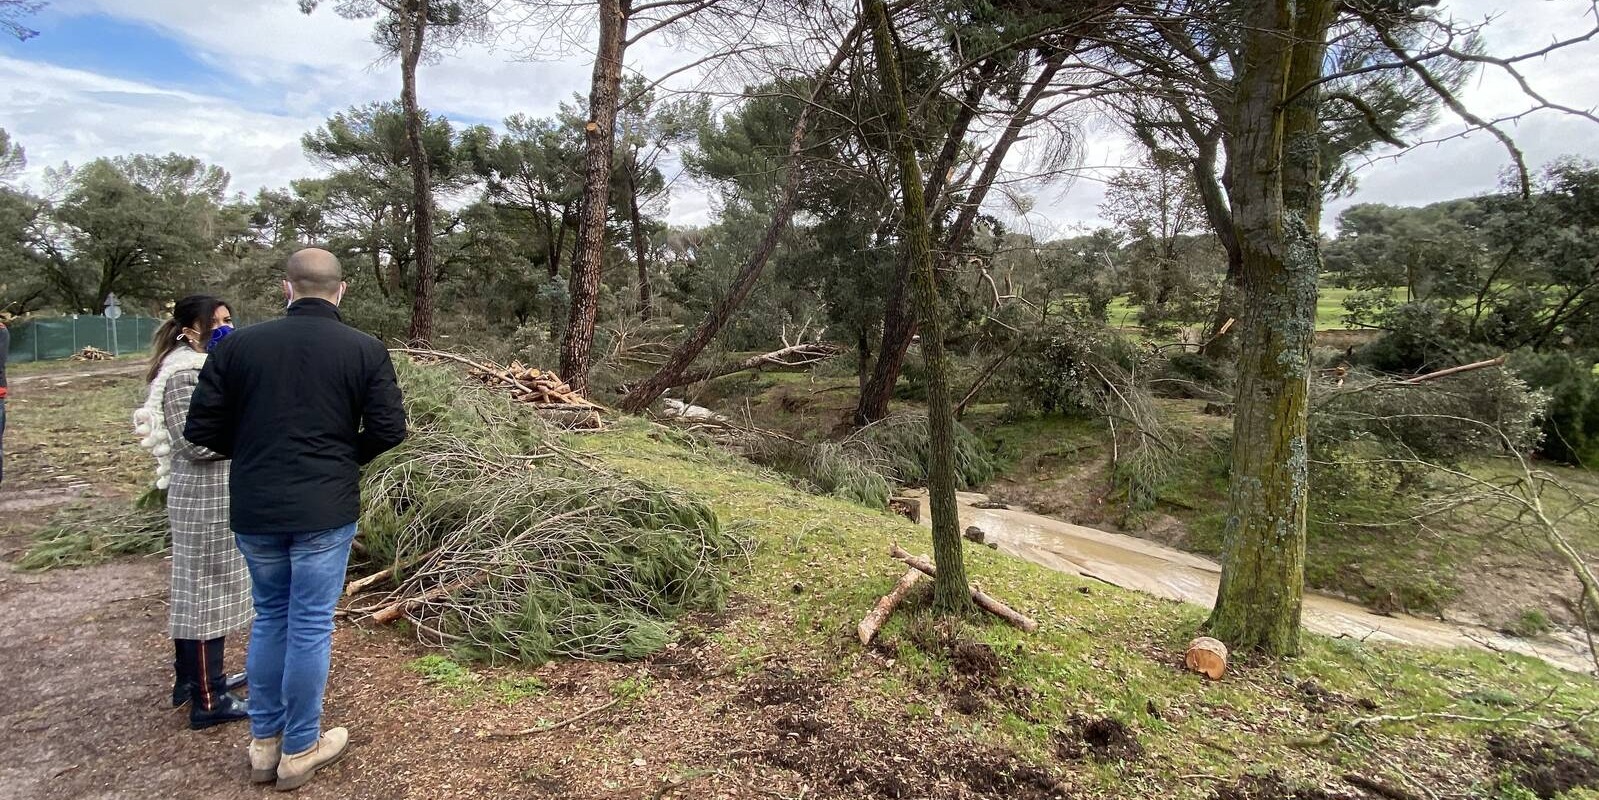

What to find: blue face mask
left=206, top=324, right=234, bottom=352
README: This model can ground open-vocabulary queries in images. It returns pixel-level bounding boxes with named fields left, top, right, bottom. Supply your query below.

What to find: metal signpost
left=103, top=293, right=123, bottom=356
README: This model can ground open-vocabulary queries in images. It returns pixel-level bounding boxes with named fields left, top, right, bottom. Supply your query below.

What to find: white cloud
left=6, top=0, right=1598, bottom=231
left=0, top=55, right=317, bottom=196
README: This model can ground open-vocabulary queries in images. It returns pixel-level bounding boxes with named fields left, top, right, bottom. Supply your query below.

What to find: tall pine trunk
left=559, top=0, right=626, bottom=396
left=864, top=0, right=971, bottom=615
left=1205, top=0, right=1334, bottom=656
left=617, top=25, right=860, bottom=415
left=627, top=158, right=652, bottom=320
left=401, top=2, right=435, bottom=345
left=854, top=51, right=1065, bottom=426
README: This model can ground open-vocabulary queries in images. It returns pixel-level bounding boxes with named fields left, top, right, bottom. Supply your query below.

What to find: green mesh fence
left=6, top=316, right=164, bottom=363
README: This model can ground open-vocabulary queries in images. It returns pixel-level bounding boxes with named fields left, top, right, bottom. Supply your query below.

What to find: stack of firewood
left=70, top=346, right=114, bottom=362
left=395, top=349, right=604, bottom=430
left=469, top=360, right=599, bottom=410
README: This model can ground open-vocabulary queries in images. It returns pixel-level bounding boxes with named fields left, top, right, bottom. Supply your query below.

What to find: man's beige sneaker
left=248, top=735, right=282, bottom=783
left=274, top=728, right=349, bottom=792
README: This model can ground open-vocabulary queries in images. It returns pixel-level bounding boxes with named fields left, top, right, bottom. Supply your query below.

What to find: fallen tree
left=347, top=358, right=752, bottom=661
left=650, top=342, right=844, bottom=391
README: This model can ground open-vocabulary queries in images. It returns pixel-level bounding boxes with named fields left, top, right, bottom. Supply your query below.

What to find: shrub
left=1004, top=323, right=1141, bottom=416
left=851, top=412, right=996, bottom=489
left=1511, top=350, right=1599, bottom=466
left=742, top=435, right=892, bottom=508
left=1312, top=367, right=1546, bottom=467
left=1154, top=351, right=1232, bottom=399
left=1353, top=301, right=1463, bottom=373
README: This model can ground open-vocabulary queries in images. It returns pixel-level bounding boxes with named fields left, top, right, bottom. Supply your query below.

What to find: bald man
left=187, top=248, right=406, bottom=790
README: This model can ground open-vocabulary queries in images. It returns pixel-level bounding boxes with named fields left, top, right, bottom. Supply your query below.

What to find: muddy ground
left=0, top=487, right=1090, bottom=800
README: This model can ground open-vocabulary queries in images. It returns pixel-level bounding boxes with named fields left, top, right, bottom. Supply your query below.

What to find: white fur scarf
left=132, top=348, right=209, bottom=489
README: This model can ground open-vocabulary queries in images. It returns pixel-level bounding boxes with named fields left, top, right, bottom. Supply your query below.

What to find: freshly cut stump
left=1184, top=636, right=1228, bottom=680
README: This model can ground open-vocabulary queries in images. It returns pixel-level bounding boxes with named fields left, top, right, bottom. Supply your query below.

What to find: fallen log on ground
left=858, top=568, right=924, bottom=646
left=344, top=545, right=441, bottom=597
left=889, top=544, right=1039, bottom=632
left=665, top=342, right=845, bottom=389
left=1399, top=354, right=1506, bottom=384
left=1343, top=773, right=1426, bottom=800
left=485, top=697, right=623, bottom=739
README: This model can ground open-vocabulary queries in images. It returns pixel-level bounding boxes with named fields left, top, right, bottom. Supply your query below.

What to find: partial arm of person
left=357, top=349, right=407, bottom=465
left=183, top=352, right=234, bottom=457
left=164, top=370, right=227, bottom=462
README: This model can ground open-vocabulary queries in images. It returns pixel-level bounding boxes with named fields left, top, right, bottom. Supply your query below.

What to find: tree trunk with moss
left=854, top=50, right=1065, bottom=426
left=863, top=0, right=971, bottom=615
left=1204, top=0, right=1334, bottom=656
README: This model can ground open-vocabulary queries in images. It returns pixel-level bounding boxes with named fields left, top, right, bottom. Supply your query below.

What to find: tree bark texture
left=627, top=158, right=652, bottom=320
left=866, top=0, right=971, bottom=615
left=617, top=24, right=861, bottom=415
left=853, top=49, right=1066, bottom=426
left=1204, top=0, right=1334, bottom=657
left=559, top=0, right=627, bottom=396
left=402, top=2, right=436, bottom=345
left=1188, top=127, right=1244, bottom=360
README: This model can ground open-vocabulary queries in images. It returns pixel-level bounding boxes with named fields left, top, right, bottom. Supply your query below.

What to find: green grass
left=573, top=417, right=1599, bottom=798
left=1104, top=285, right=1399, bottom=332
left=12, top=366, right=1599, bottom=796
left=6, top=352, right=145, bottom=377
left=407, top=654, right=549, bottom=706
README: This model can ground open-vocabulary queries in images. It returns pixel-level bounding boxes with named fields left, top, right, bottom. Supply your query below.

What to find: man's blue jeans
left=234, top=523, right=357, bottom=754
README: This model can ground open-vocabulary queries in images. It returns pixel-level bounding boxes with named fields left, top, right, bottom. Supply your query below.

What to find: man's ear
left=282, top=280, right=293, bottom=302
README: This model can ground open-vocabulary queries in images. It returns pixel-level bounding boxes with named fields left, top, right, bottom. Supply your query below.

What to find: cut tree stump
left=1184, top=636, right=1229, bottom=680
left=888, top=497, right=920, bottom=524
left=888, top=544, right=1038, bottom=632
left=857, top=568, right=924, bottom=646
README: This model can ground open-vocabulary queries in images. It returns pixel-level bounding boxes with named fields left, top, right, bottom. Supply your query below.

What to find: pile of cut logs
left=70, top=346, right=114, bottom=362
left=468, top=360, right=599, bottom=410
left=397, top=348, right=603, bottom=429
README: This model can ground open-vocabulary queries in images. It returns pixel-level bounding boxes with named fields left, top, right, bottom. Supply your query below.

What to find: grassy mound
left=353, top=359, right=752, bottom=663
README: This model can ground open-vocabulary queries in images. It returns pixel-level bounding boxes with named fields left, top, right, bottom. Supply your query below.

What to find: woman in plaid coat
left=134, top=295, right=252, bottom=730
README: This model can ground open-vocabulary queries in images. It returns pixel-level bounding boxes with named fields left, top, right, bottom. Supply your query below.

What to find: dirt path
left=9, top=361, right=145, bottom=388
left=916, top=491, right=1597, bottom=672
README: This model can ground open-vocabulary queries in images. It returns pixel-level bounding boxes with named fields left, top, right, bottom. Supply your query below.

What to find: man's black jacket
left=186, top=299, right=407, bottom=534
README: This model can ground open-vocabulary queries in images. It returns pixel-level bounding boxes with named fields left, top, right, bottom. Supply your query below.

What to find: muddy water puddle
left=912, top=491, right=1594, bottom=673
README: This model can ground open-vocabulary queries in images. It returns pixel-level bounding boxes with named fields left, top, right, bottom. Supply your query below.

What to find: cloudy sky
left=2, top=0, right=1597, bottom=237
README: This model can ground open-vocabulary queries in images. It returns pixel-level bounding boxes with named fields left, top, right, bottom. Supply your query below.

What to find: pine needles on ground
left=352, top=359, right=752, bottom=663
left=19, top=499, right=170, bottom=570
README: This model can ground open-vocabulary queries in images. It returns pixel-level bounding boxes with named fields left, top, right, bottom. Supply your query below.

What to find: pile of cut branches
left=19, top=498, right=168, bottom=570
left=347, top=359, right=751, bottom=662
left=398, top=348, right=601, bottom=429
left=70, top=346, right=114, bottom=362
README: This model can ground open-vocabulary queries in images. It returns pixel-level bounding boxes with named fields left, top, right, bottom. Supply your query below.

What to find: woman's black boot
left=171, top=639, right=195, bottom=707
left=188, top=636, right=249, bottom=730
left=172, top=639, right=246, bottom=708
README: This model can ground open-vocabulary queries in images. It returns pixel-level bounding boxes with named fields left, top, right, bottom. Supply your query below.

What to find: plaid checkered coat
left=162, top=368, right=253, bottom=639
